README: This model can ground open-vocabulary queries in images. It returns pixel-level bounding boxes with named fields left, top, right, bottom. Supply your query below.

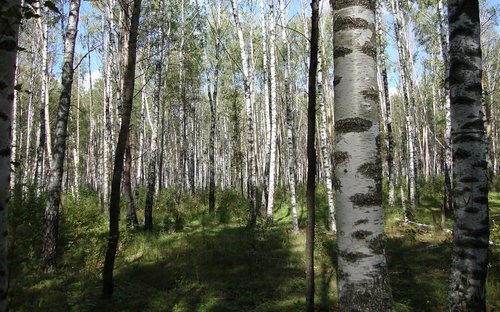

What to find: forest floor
left=7, top=185, right=500, bottom=311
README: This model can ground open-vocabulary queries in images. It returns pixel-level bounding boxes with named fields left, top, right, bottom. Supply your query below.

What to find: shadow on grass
left=80, top=224, right=305, bottom=312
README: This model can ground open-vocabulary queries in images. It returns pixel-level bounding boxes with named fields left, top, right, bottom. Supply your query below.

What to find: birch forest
left=0, top=0, right=499, bottom=310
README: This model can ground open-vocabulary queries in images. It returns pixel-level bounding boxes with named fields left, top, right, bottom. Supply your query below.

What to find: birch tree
left=42, top=0, right=81, bottom=271
left=0, top=1, right=21, bottom=309
left=448, top=0, right=489, bottom=310
left=230, top=0, right=257, bottom=227
left=332, top=0, right=391, bottom=309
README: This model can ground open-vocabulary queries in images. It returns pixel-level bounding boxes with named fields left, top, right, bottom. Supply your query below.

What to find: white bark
left=0, top=1, right=21, bottom=309
left=332, top=3, right=391, bottom=309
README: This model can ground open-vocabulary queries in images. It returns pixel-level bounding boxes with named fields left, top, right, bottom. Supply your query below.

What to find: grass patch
left=7, top=185, right=500, bottom=311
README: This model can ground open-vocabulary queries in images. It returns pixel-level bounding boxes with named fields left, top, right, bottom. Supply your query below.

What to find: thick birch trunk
left=332, top=1, right=391, bottom=309
left=448, top=1, right=489, bottom=310
left=43, top=0, right=81, bottom=270
left=0, top=1, right=21, bottom=309
left=102, top=0, right=141, bottom=298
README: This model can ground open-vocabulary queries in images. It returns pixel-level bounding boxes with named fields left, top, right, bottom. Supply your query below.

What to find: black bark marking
left=0, top=81, right=6, bottom=91
left=453, top=134, right=482, bottom=144
left=333, top=76, right=342, bottom=86
left=350, top=191, right=381, bottom=207
left=368, top=234, right=385, bottom=254
left=352, top=230, right=373, bottom=240
left=460, top=176, right=478, bottom=183
left=334, top=46, right=353, bottom=58
left=332, top=0, right=375, bottom=12
left=464, top=206, right=479, bottom=213
left=462, top=119, right=484, bottom=130
left=358, top=162, right=380, bottom=180
left=472, top=160, right=488, bottom=169
left=361, top=88, right=378, bottom=102
left=453, top=95, right=477, bottom=105
left=465, top=82, right=482, bottom=92
left=333, top=16, right=371, bottom=32
left=453, top=148, right=471, bottom=160
left=354, top=218, right=369, bottom=226
left=334, top=151, right=349, bottom=165
left=361, top=42, right=376, bottom=59
left=458, top=224, right=489, bottom=236
left=339, top=250, right=371, bottom=263
left=473, top=197, right=488, bottom=204
left=455, top=238, right=489, bottom=249
left=335, top=117, right=372, bottom=134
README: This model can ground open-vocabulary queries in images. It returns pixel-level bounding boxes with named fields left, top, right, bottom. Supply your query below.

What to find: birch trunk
left=102, top=0, right=141, bottom=298
left=266, top=1, right=278, bottom=223
left=0, top=1, right=21, bottom=309
left=318, top=44, right=336, bottom=233
left=230, top=0, right=257, bottom=227
left=280, top=0, right=299, bottom=232
left=448, top=1, right=489, bottom=310
left=332, top=1, right=391, bottom=309
left=375, top=1, right=395, bottom=210
left=43, top=0, right=81, bottom=270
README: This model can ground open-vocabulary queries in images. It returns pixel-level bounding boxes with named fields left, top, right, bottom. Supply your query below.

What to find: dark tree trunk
left=124, top=137, right=138, bottom=228
left=306, top=1, right=319, bottom=310
left=102, top=0, right=141, bottom=298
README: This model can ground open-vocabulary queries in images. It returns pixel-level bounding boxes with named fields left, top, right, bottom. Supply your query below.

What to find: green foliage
left=7, top=186, right=500, bottom=311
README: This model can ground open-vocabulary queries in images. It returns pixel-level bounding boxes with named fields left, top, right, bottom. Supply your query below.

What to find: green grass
left=7, top=185, right=500, bottom=311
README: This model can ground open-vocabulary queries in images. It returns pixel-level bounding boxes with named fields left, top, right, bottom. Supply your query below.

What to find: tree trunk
left=280, top=0, right=299, bottom=232
left=230, top=0, right=257, bottom=227
left=266, top=1, right=278, bottom=223
left=306, top=1, right=319, bottom=310
left=0, top=1, right=21, bottom=310
left=42, top=0, right=81, bottom=271
left=447, top=1, right=489, bottom=310
left=375, top=1, right=395, bottom=210
left=332, top=0, right=392, bottom=309
left=102, top=0, right=141, bottom=298
left=318, top=45, right=336, bottom=233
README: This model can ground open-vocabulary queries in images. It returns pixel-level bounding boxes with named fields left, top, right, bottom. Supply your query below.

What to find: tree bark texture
left=447, top=1, right=489, bottom=310
left=102, top=0, right=141, bottom=298
left=43, top=0, right=81, bottom=271
left=306, top=1, right=319, bottom=310
left=332, top=0, right=391, bottom=310
left=0, top=1, right=21, bottom=310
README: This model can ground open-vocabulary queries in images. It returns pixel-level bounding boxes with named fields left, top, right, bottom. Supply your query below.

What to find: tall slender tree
left=102, top=0, right=142, bottom=298
left=306, top=0, right=319, bottom=310
left=447, top=1, right=489, bottom=310
left=332, top=0, right=391, bottom=309
left=0, top=1, right=21, bottom=310
left=42, top=0, right=81, bottom=271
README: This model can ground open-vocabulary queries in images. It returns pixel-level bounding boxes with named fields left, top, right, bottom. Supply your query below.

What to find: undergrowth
left=7, top=181, right=500, bottom=311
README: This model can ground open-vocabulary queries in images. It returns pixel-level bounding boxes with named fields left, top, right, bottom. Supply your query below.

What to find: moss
left=335, top=117, right=372, bottom=134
